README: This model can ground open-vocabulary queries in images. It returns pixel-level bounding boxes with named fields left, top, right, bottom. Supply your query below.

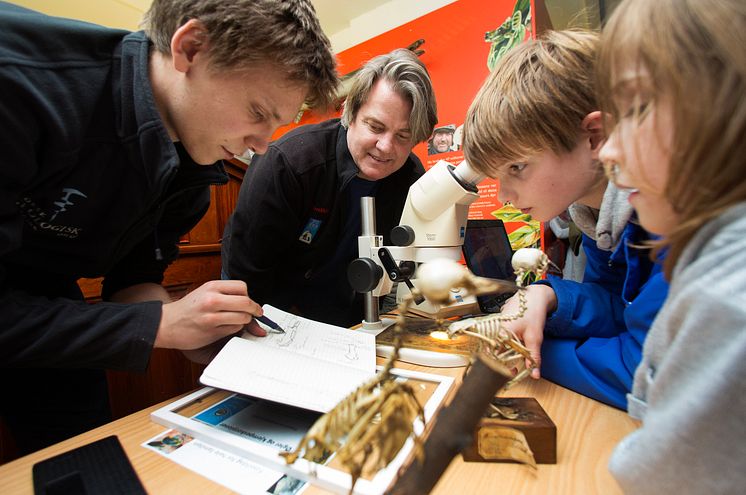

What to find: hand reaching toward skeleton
left=497, top=284, right=557, bottom=379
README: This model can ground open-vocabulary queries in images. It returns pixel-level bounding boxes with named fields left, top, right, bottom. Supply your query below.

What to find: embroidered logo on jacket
left=17, top=187, right=87, bottom=239
left=50, top=188, right=87, bottom=221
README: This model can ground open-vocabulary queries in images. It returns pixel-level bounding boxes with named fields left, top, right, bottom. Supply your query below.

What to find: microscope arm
left=396, top=160, right=484, bottom=262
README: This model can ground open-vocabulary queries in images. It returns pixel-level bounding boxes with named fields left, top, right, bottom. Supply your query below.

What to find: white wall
left=8, top=0, right=456, bottom=52
left=322, top=0, right=455, bottom=52
left=10, top=0, right=150, bottom=30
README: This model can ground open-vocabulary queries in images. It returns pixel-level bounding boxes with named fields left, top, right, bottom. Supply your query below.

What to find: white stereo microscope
left=348, top=159, right=486, bottom=332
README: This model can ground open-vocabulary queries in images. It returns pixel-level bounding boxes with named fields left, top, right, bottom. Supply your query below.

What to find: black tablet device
left=32, top=435, right=146, bottom=495
left=462, top=219, right=516, bottom=313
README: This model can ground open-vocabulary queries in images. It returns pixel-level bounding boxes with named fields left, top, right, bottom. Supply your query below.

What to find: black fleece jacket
left=0, top=3, right=227, bottom=370
left=222, top=119, right=424, bottom=327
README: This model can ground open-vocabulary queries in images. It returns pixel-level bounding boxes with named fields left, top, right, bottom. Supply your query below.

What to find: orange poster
left=286, top=0, right=542, bottom=250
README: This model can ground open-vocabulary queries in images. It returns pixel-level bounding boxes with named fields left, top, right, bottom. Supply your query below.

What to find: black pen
left=255, top=314, right=285, bottom=334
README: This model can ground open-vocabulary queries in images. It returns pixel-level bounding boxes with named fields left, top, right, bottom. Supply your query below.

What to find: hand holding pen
left=255, top=314, right=285, bottom=334
left=157, top=280, right=267, bottom=348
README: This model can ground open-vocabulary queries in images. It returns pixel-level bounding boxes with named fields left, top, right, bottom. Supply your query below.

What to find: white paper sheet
left=143, top=429, right=307, bottom=495
left=246, top=305, right=375, bottom=372
left=200, top=305, right=376, bottom=413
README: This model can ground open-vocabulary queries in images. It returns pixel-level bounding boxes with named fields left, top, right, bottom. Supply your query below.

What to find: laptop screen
left=461, top=219, right=515, bottom=313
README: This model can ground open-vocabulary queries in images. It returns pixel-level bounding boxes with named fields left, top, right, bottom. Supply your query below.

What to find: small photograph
left=427, top=123, right=460, bottom=155
left=267, top=474, right=306, bottom=494
left=145, top=430, right=193, bottom=455
left=194, top=394, right=255, bottom=426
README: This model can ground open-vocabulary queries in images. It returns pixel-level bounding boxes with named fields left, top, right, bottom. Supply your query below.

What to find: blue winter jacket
left=538, top=222, right=669, bottom=410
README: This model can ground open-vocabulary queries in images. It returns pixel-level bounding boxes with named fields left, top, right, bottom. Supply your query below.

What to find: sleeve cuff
left=535, top=276, right=575, bottom=336
left=124, top=300, right=161, bottom=372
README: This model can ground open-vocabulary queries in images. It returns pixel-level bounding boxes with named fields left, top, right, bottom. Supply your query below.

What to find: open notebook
left=200, top=305, right=377, bottom=413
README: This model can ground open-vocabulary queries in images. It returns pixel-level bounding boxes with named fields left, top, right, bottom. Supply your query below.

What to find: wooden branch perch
left=385, top=355, right=512, bottom=495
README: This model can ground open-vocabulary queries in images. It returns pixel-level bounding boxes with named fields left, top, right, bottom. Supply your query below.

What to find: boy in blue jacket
left=462, top=30, right=668, bottom=409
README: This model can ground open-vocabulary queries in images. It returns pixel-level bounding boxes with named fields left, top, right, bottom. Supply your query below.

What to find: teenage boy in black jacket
left=222, top=49, right=437, bottom=327
left=0, top=0, right=338, bottom=453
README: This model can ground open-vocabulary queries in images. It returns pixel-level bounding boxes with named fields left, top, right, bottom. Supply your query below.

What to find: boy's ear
left=170, top=19, right=209, bottom=73
left=581, top=111, right=605, bottom=158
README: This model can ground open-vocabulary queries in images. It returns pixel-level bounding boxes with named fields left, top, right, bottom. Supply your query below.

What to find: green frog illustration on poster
left=486, top=0, right=532, bottom=71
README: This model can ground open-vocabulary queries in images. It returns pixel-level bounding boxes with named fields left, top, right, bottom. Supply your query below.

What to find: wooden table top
left=0, top=361, right=637, bottom=494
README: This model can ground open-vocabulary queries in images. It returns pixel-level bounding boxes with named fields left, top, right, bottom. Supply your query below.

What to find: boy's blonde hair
left=463, top=30, right=599, bottom=176
left=142, top=0, right=338, bottom=110
left=598, top=0, right=746, bottom=278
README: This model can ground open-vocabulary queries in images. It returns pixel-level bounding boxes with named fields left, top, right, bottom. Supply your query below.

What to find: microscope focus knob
left=390, top=225, right=415, bottom=246
left=347, top=258, right=383, bottom=293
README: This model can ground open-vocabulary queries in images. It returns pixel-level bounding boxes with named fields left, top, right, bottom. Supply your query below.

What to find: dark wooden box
left=462, top=397, right=556, bottom=464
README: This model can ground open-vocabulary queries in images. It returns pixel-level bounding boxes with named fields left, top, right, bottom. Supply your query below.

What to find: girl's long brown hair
left=597, top=0, right=746, bottom=279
